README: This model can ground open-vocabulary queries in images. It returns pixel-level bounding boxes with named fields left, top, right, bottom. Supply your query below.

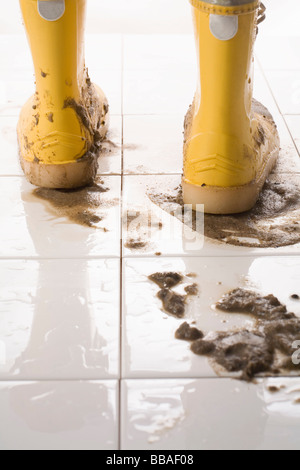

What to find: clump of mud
left=148, top=272, right=199, bottom=318
left=149, top=178, right=300, bottom=248
left=63, top=71, right=108, bottom=149
left=291, top=294, right=300, bottom=301
left=34, top=178, right=111, bottom=228
left=149, top=272, right=183, bottom=289
left=268, top=385, right=285, bottom=393
left=125, top=238, right=148, bottom=250
left=185, top=284, right=199, bottom=296
left=175, top=322, right=204, bottom=341
left=158, top=289, right=186, bottom=318
left=216, top=288, right=294, bottom=321
left=176, top=287, right=300, bottom=382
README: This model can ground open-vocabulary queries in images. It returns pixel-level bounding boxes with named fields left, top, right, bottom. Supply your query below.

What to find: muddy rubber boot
left=183, top=0, right=280, bottom=214
left=17, top=0, right=109, bottom=189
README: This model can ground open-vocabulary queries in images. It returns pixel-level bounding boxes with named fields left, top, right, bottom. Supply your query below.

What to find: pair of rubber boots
left=18, top=0, right=280, bottom=215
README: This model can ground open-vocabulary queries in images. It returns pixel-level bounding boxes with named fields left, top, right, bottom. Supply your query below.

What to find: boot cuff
left=189, top=0, right=259, bottom=15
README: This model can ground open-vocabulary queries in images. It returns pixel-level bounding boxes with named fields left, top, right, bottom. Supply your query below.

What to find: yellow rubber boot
left=183, top=0, right=280, bottom=214
left=17, top=0, right=109, bottom=189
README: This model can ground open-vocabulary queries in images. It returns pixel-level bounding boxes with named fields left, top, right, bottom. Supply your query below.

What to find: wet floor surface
left=0, top=0, right=300, bottom=449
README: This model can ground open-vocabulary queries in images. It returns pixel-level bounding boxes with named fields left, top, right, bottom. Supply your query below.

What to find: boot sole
left=20, top=150, right=105, bottom=190
left=182, top=145, right=279, bottom=214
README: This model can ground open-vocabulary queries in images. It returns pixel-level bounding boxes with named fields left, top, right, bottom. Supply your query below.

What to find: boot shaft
left=19, top=0, right=87, bottom=106
left=190, top=0, right=259, bottom=137
left=17, top=0, right=109, bottom=186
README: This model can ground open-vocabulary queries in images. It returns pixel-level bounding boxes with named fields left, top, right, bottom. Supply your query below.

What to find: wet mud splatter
left=124, top=238, right=148, bottom=250
left=47, top=112, right=54, bottom=123
left=176, top=287, right=300, bottom=382
left=33, top=178, right=112, bottom=228
left=149, top=272, right=199, bottom=318
left=216, top=288, right=294, bottom=321
left=267, top=385, right=285, bottom=393
left=291, top=294, right=300, bottom=301
left=158, top=289, right=186, bottom=318
left=149, top=272, right=183, bottom=289
left=185, top=284, right=199, bottom=296
left=149, top=177, right=300, bottom=248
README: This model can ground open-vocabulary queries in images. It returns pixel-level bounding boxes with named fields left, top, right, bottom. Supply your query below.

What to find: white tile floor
left=0, top=0, right=300, bottom=451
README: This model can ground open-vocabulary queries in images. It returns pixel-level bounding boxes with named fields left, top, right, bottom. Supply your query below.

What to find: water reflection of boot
left=10, top=180, right=109, bottom=379
left=9, top=381, right=111, bottom=449
left=10, top=258, right=108, bottom=378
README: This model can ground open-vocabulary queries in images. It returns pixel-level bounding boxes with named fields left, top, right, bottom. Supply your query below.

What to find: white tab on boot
left=38, top=0, right=65, bottom=21
left=210, top=15, right=238, bottom=41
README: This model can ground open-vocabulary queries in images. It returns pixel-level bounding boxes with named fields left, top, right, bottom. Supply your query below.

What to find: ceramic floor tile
left=272, top=114, right=300, bottom=175
left=254, top=70, right=300, bottom=174
left=0, top=380, right=118, bottom=450
left=122, top=174, right=300, bottom=258
left=0, top=34, right=33, bottom=75
left=123, top=68, right=195, bottom=116
left=257, top=0, right=300, bottom=38
left=0, top=259, right=120, bottom=380
left=85, top=0, right=192, bottom=35
left=0, top=115, right=23, bottom=176
left=283, top=115, right=300, bottom=157
left=1, top=10, right=300, bottom=449
left=98, top=115, right=122, bottom=175
left=264, top=70, right=300, bottom=115
left=122, top=256, right=300, bottom=379
left=0, top=1, right=24, bottom=35
left=0, top=176, right=121, bottom=259
left=92, top=69, right=122, bottom=116
left=121, top=378, right=300, bottom=450
left=256, top=35, right=300, bottom=71
left=124, top=34, right=195, bottom=72
left=123, top=115, right=184, bottom=175
left=85, top=34, right=122, bottom=72
left=122, top=175, right=205, bottom=257
left=0, top=78, right=34, bottom=117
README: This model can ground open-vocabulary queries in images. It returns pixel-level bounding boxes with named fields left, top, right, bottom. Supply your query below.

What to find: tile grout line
left=1, top=172, right=300, bottom=179
left=118, top=33, right=125, bottom=452
left=0, top=252, right=299, bottom=262
left=0, top=171, right=300, bottom=179
left=0, top=375, right=297, bottom=383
